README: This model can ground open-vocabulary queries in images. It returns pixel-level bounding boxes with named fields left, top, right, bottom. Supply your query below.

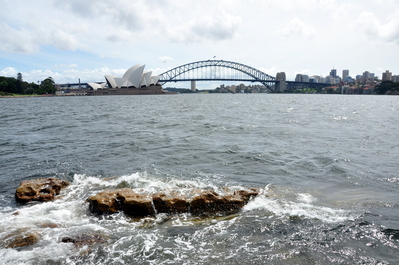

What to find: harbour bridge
left=58, top=60, right=330, bottom=92
left=158, top=59, right=330, bottom=91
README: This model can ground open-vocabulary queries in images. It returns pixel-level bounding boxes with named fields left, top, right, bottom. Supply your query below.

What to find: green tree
left=38, top=77, right=56, bottom=94
left=375, top=81, right=399, bottom=95
left=17, top=73, right=23, bottom=82
left=16, top=73, right=24, bottom=94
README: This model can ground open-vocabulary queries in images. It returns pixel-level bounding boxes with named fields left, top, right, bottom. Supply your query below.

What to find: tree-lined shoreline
left=0, top=73, right=56, bottom=96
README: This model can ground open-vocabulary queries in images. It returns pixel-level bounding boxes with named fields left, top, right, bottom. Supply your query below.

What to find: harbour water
left=0, top=94, right=398, bottom=264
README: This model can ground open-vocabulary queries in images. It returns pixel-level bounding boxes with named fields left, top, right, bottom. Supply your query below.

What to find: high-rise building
left=342, top=70, right=349, bottom=81
left=362, top=71, right=375, bottom=84
left=330, top=69, right=337, bottom=78
left=295, top=74, right=310, bottom=82
left=382, top=70, right=392, bottom=81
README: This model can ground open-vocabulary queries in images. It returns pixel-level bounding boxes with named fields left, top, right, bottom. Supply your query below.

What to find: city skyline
left=0, top=0, right=398, bottom=87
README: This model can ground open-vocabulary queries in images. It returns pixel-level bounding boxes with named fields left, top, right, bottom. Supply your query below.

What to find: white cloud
left=357, top=11, right=399, bottom=45
left=277, top=18, right=316, bottom=40
left=54, top=64, right=78, bottom=68
left=191, top=14, right=242, bottom=41
left=0, top=23, right=39, bottom=54
left=259, top=66, right=280, bottom=78
left=159, top=56, right=173, bottom=63
left=0, top=67, right=18, bottom=77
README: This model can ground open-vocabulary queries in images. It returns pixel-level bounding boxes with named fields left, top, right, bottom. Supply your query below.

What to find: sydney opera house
left=86, top=64, right=163, bottom=95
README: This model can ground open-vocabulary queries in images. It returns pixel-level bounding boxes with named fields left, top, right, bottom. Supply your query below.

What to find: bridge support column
left=276, top=72, right=286, bottom=92
left=191, top=80, right=196, bottom=92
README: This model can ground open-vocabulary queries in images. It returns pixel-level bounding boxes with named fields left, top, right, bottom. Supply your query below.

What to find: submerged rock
left=87, top=188, right=259, bottom=217
left=61, top=234, right=107, bottom=248
left=15, top=177, right=70, bottom=203
left=37, top=223, right=59, bottom=228
left=2, top=229, right=41, bottom=248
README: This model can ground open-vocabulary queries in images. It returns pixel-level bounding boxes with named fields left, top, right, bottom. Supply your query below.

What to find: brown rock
left=152, top=193, right=190, bottom=214
left=117, top=190, right=155, bottom=216
left=15, top=178, right=70, bottom=203
left=87, top=188, right=259, bottom=217
left=87, top=188, right=126, bottom=214
left=87, top=188, right=156, bottom=216
left=234, top=188, right=259, bottom=203
left=190, top=190, right=246, bottom=216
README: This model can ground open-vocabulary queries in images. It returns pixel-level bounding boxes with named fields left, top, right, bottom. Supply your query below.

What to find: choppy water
left=0, top=94, right=398, bottom=264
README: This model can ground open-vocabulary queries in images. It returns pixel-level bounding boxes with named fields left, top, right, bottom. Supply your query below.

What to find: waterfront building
left=362, top=71, right=371, bottom=84
left=326, top=76, right=336, bottom=85
left=88, top=64, right=160, bottom=90
left=344, top=76, right=354, bottom=84
left=294, top=74, right=309, bottom=83
left=382, top=70, right=392, bottom=81
left=87, top=64, right=163, bottom=95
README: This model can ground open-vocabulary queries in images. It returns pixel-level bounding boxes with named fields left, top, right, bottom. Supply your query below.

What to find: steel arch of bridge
left=158, top=60, right=276, bottom=89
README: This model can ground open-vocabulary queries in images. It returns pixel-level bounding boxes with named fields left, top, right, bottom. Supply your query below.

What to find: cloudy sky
left=1, top=0, right=398, bottom=88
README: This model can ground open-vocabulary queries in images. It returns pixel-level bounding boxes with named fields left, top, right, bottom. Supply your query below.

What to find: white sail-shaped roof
left=122, top=64, right=141, bottom=81
left=141, top=71, right=152, bottom=87
left=150, top=75, right=160, bottom=85
left=105, top=75, right=118, bottom=89
left=87, top=82, right=102, bottom=90
left=114, top=78, right=128, bottom=88
left=102, top=64, right=161, bottom=90
left=126, top=65, right=145, bottom=88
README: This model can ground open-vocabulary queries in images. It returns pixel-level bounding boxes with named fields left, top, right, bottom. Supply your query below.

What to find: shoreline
left=0, top=94, right=56, bottom=98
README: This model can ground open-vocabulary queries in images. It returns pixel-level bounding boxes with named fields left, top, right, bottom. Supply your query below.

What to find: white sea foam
left=72, top=172, right=225, bottom=197
left=243, top=193, right=354, bottom=223
left=297, top=193, right=317, bottom=204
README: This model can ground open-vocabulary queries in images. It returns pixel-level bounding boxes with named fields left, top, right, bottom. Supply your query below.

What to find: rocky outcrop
left=15, top=178, right=70, bottom=203
left=87, top=188, right=259, bottom=217
left=152, top=192, right=190, bottom=214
